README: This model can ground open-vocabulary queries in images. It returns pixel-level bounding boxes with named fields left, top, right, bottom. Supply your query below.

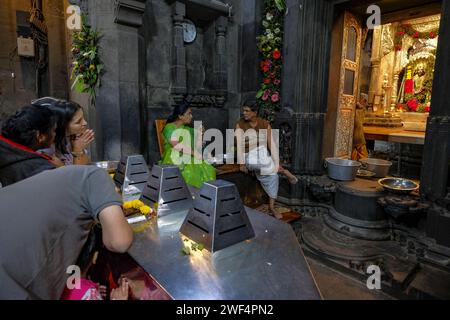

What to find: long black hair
left=167, top=100, right=191, bottom=123
left=32, top=97, right=83, bottom=154
left=1, top=105, right=56, bottom=150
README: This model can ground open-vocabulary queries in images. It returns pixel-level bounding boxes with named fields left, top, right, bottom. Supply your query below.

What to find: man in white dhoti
left=235, top=100, right=298, bottom=219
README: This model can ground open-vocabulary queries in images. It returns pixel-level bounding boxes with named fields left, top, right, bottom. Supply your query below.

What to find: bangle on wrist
left=71, top=150, right=85, bottom=157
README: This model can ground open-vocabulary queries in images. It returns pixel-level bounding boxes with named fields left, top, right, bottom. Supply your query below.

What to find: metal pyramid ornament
left=180, top=179, right=255, bottom=252
left=113, top=155, right=149, bottom=199
left=140, top=165, right=193, bottom=217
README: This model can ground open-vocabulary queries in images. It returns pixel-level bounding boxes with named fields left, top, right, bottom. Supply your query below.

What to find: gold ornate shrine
left=366, top=14, right=440, bottom=133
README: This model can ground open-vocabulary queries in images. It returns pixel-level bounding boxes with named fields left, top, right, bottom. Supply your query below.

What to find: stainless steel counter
left=128, top=207, right=321, bottom=300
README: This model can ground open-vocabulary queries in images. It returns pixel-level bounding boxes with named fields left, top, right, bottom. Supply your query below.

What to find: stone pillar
left=278, top=0, right=334, bottom=175
left=368, top=26, right=382, bottom=109
left=226, top=0, right=262, bottom=125
left=84, top=0, right=146, bottom=161
left=214, top=15, right=228, bottom=97
left=421, top=0, right=450, bottom=201
left=45, top=0, right=69, bottom=99
left=170, top=1, right=187, bottom=104
left=421, top=1, right=450, bottom=247
left=390, top=73, right=399, bottom=109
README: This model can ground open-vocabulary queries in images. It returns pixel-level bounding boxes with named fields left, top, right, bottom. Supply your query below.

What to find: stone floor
left=306, top=258, right=394, bottom=300
left=290, top=212, right=450, bottom=300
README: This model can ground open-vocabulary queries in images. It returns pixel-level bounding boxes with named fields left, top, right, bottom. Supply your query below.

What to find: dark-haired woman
left=32, top=97, right=94, bottom=165
left=0, top=105, right=56, bottom=186
left=160, top=102, right=216, bottom=188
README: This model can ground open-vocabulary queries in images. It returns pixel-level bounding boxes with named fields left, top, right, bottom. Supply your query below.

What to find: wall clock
left=182, top=19, right=197, bottom=43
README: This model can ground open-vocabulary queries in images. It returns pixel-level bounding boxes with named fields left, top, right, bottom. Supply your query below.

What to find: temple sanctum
left=1, top=0, right=450, bottom=302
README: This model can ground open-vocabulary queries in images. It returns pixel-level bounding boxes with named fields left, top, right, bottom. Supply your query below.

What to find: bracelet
left=71, top=150, right=86, bottom=157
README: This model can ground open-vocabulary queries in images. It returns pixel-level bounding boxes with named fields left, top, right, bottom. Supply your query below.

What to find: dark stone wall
left=279, top=0, right=334, bottom=174
left=421, top=0, right=450, bottom=201
left=143, top=0, right=260, bottom=166
left=84, top=0, right=145, bottom=161
left=226, top=0, right=263, bottom=125
left=143, top=0, right=172, bottom=108
left=0, top=0, right=68, bottom=122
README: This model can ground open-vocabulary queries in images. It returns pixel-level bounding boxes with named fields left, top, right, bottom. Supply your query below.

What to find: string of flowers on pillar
left=256, top=0, right=285, bottom=122
left=70, top=16, right=103, bottom=106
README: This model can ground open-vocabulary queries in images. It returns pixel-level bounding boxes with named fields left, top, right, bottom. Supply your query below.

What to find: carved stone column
left=421, top=0, right=450, bottom=201
left=390, top=23, right=401, bottom=109
left=421, top=0, right=450, bottom=247
left=390, top=73, right=399, bottom=109
left=369, top=26, right=382, bottom=109
left=170, top=1, right=187, bottom=104
left=214, top=15, right=228, bottom=102
left=278, top=0, right=333, bottom=175
left=83, top=0, right=147, bottom=160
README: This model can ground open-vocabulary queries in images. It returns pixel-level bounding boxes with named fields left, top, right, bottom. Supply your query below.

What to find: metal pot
left=360, top=158, right=392, bottom=178
left=325, top=158, right=361, bottom=181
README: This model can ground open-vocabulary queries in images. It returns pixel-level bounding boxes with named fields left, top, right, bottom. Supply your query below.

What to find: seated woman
left=0, top=105, right=56, bottom=187
left=160, top=101, right=216, bottom=188
left=32, top=97, right=95, bottom=166
left=235, top=100, right=298, bottom=219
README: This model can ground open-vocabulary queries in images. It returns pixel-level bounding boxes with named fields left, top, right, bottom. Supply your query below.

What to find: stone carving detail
left=381, top=24, right=394, bottom=56
left=334, top=12, right=361, bottom=157
left=114, top=0, right=146, bottom=28
left=343, top=60, right=357, bottom=70
left=304, top=175, right=337, bottom=204
left=334, top=109, right=354, bottom=157
left=180, top=94, right=226, bottom=107
left=279, top=123, right=293, bottom=165
left=378, top=195, right=429, bottom=226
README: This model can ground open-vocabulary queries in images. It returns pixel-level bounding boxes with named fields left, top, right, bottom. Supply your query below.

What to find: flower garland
left=397, top=56, right=435, bottom=113
left=70, top=16, right=103, bottom=106
left=394, top=24, right=438, bottom=51
left=256, top=0, right=286, bottom=122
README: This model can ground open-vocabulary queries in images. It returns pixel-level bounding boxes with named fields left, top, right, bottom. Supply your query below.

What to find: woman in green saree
left=160, top=102, right=216, bottom=188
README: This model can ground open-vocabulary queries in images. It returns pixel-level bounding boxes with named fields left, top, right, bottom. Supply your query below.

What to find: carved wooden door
left=334, top=12, right=362, bottom=157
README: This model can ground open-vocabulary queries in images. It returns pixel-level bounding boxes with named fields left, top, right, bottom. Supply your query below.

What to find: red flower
left=272, top=49, right=281, bottom=60
left=396, top=31, right=405, bottom=36
left=413, top=32, right=420, bottom=38
left=260, top=59, right=271, bottom=72
left=430, top=31, right=436, bottom=39
left=261, top=59, right=271, bottom=67
left=269, top=72, right=276, bottom=79
left=424, top=106, right=430, bottom=113
left=271, top=92, right=280, bottom=102
left=407, top=98, right=418, bottom=111
left=262, top=90, right=270, bottom=101
left=263, top=78, right=271, bottom=84
left=274, top=79, right=281, bottom=85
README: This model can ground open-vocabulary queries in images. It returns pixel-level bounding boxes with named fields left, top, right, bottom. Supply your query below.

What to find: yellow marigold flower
left=132, top=200, right=145, bottom=209
left=139, top=205, right=152, bottom=215
left=89, top=64, right=96, bottom=71
left=123, top=201, right=133, bottom=210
